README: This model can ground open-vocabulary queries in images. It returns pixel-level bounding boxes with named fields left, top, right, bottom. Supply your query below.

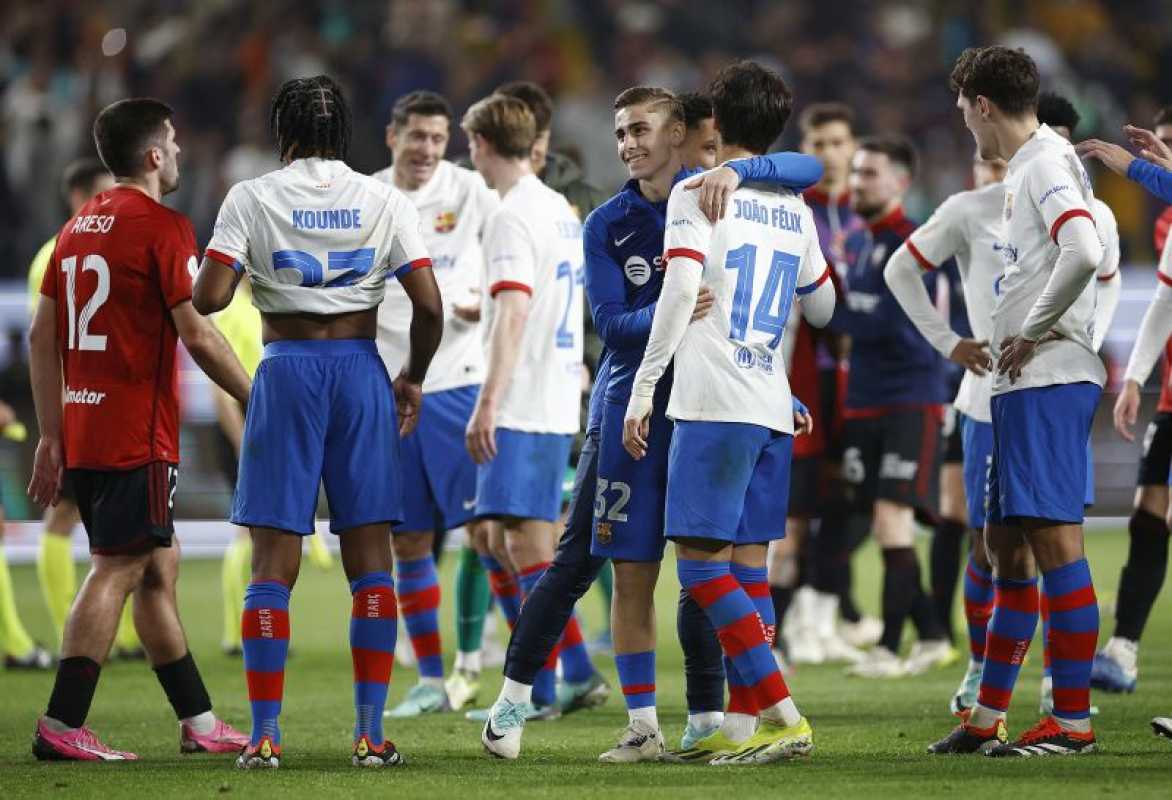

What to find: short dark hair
left=799, top=102, right=855, bottom=136
left=678, top=92, right=713, bottom=130
left=61, top=157, right=110, bottom=201
left=271, top=75, right=352, bottom=161
left=495, top=81, right=553, bottom=133
left=613, top=86, right=684, bottom=124
left=708, top=60, right=793, bottom=155
left=92, top=98, right=173, bottom=178
left=857, top=134, right=918, bottom=178
left=391, top=90, right=452, bottom=128
left=949, top=46, right=1039, bottom=116
left=1036, top=91, right=1081, bottom=136
left=1155, top=106, right=1172, bottom=128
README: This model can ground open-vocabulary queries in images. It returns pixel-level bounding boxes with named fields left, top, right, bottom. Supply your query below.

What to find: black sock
left=769, top=585, right=795, bottom=646
left=880, top=547, right=921, bottom=653
left=153, top=651, right=212, bottom=720
left=929, top=518, right=967, bottom=642
left=910, top=583, right=947, bottom=641
left=813, top=510, right=868, bottom=623
left=46, top=656, right=101, bottom=729
left=677, top=588, right=724, bottom=713
left=1115, top=509, right=1171, bottom=642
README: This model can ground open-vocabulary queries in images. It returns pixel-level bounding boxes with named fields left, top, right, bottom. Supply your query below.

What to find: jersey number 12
left=60, top=254, right=110, bottom=351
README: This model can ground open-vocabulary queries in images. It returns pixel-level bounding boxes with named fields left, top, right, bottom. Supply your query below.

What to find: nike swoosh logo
left=485, top=722, right=506, bottom=742
left=72, top=742, right=125, bottom=760
left=613, top=231, right=636, bottom=247
left=463, top=498, right=477, bottom=510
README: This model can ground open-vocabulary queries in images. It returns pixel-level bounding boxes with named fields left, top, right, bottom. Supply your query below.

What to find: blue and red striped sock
left=480, top=554, right=521, bottom=629
left=730, top=564, right=775, bottom=645
left=962, top=556, right=994, bottom=665
left=396, top=555, right=443, bottom=680
left=517, top=562, right=557, bottom=706
left=242, top=580, right=291, bottom=747
left=350, top=571, right=397, bottom=746
left=1040, top=587, right=1052, bottom=682
left=974, top=576, right=1038, bottom=720
left=557, top=612, right=594, bottom=684
left=678, top=559, right=791, bottom=716
left=1043, top=559, right=1098, bottom=725
left=615, top=651, right=656, bottom=712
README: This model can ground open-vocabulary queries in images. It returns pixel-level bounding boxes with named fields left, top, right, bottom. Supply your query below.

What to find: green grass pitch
left=2, top=529, right=1170, bottom=798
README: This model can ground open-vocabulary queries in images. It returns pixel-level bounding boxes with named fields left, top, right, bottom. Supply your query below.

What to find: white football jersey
left=905, top=183, right=1004, bottom=422
left=206, top=158, right=429, bottom=315
left=991, top=125, right=1105, bottom=396
left=661, top=181, right=827, bottom=432
left=481, top=174, right=583, bottom=434
left=371, top=160, right=499, bottom=392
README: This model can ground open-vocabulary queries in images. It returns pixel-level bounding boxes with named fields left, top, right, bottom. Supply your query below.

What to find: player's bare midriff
left=260, top=307, right=377, bottom=343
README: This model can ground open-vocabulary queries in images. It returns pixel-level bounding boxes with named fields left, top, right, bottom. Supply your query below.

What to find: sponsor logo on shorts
left=596, top=521, right=613, bottom=544
left=879, top=453, right=919, bottom=481
left=65, top=387, right=106, bottom=405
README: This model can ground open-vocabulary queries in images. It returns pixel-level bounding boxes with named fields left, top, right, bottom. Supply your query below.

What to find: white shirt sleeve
left=205, top=183, right=253, bottom=271
left=1092, top=199, right=1121, bottom=352
left=630, top=186, right=710, bottom=401
left=903, top=194, right=966, bottom=272
left=796, top=208, right=834, bottom=327
left=884, top=242, right=962, bottom=357
left=388, top=198, right=432, bottom=281
left=1124, top=235, right=1172, bottom=385
left=482, top=208, right=536, bottom=296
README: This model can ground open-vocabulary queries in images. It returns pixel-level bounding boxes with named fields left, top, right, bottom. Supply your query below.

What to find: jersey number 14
left=724, top=244, right=800, bottom=348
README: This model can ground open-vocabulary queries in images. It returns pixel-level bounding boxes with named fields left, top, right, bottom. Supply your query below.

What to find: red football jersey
left=40, top=186, right=196, bottom=470
left=1156, top=206, right=1172, bottom=413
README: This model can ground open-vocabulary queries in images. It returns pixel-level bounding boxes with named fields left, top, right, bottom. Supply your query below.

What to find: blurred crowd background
left=1, top=0, right=1170, bottom=517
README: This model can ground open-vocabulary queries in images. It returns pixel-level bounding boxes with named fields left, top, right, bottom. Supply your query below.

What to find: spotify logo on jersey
left=624, top=255, right=651, bottom=286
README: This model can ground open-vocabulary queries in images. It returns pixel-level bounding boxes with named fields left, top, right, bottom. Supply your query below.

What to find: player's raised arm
left=684, top=152, right=823, bottom=222
left=884, top=196, right=990, bottom=374
left=27, top=293, right=64, bottom=507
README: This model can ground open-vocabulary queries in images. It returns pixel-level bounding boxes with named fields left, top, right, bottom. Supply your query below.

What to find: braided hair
left=270, top=75, right=352, bottom=162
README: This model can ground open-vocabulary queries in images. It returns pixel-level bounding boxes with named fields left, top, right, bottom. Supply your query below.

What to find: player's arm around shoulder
left=795, top=205, right=835, bottom=328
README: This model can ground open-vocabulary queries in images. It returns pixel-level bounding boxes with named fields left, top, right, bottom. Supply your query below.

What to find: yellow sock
left=0, top=545, right=36, bottom=658
left=221, top=536, right=251, bottom=649
left=115, top=598, right=139, bottom=650
left=36, top=533, right=75, bottom=648
left=307, top=530, right=333, bottom=570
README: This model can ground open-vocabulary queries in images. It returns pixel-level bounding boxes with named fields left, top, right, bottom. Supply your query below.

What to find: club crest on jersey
left=596, top=521, right=613, bottom=544
left=434, top=210, right=457, bottom=233
left=1004, top=191, right=1014, bottom=221
left=624, top=255, right=652, bottom=286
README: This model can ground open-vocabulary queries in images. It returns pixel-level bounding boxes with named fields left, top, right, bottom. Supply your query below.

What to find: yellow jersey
left=214, top=284, right=263, bottom=379
left=28, top=235, right=57, bottom=312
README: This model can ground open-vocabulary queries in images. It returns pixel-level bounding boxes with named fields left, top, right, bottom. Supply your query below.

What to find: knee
left=872, top=501, right=913, bottom=548
left=392, top=531, right=433, bottom=562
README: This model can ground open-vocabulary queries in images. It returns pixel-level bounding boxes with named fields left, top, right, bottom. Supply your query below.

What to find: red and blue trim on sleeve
left=393, top=257, right=432, bottom=281
left=796, top=266, right=832, bottom=295
left=205, top=248, right=244, bottom=274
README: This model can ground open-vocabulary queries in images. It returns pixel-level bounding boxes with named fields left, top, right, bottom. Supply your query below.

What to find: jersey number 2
left=555, top=260, right=581, bottom=349
left=724, top=244, right=800, bottom=348
left=60, top=254, right=110, bottom=351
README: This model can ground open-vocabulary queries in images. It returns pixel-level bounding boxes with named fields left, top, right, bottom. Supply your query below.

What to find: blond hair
left=462, top=95, right=536, bottom=160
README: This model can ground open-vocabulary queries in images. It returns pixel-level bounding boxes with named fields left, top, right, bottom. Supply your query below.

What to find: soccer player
left=370, top=90, right=500, bottom=717
left=790, top=103, right=879, bottom=664
left=29, top=97, right=251, bottom=761
left=478, top=85, right=822, bottom=761
left=1089, top=106, right=1172, bottom=695
left=625, top=59, right=834, bottom=766
left=831, top=135, right=955, bottom=679
left=678, top=92, right=718, bottom=169
left=930, top=46, right=1105, bottom=756
left=195, top=76, right=443, bottom=769
left=24, top=158, right=147, bottom=662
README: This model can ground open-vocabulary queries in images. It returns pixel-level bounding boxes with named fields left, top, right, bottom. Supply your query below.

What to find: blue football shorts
left=396, top=384, right=479, bottom=533
left=475, top=428, right=573, bottom=522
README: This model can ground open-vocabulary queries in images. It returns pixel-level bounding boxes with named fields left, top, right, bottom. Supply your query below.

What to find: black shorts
left=788, top=455, right=822, bottom=518
left=943, top=406, right=964, bottom=465
left=1137, top=411, right=1172, bottom=487
left=841, top=408, right=943, bottom=516
left=69, top=462, right=177, bottom=555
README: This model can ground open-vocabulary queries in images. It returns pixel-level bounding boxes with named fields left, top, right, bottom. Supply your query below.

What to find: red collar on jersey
left=802, top=187, right=850, bottom=208
left=866, top=204, right=910, bottom=235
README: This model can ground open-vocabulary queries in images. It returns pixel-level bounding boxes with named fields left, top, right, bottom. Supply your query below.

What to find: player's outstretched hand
left=949, top=338, right=992, bottom=376
left=1124, top=125, right=1172, bottom=171
left=393, top=373, right=423, bottom=437
left=684, top=165, right=739, bottom=222
left=466, top=402, right=497, bottom=465
left=28, top=436, right=64, bottom=508
left=623, top=394, right=653, bottom=459
left=794, top=408, right=814, bottom=437
left=1075, top=139, right=1136, bottom=177
left=691, top=285, right=715, bottom=322
left=996, top=335, right=1037, bottom=384
left=1114, top=379, right=1142, bottom=443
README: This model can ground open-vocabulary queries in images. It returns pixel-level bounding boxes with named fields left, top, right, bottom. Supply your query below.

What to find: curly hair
left=271, top=75, right=352, bottom=161
left=949, top=46, right=1039, bottom=116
